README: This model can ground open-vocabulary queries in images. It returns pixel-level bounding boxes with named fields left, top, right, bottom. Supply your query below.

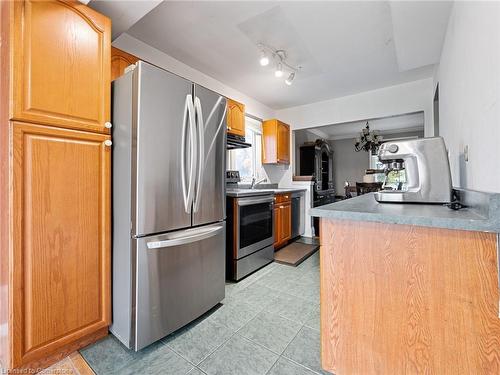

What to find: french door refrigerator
left=111, top=61, right=227, bottom=351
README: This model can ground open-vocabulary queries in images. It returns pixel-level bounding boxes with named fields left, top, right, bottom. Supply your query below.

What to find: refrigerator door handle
left=204, top=98, right=226, bottom=170
left=181, top=94, right=197, bottom=213
left=193, top=96, right=204, bottom=213
left=146, top=224, right=224, bottom=249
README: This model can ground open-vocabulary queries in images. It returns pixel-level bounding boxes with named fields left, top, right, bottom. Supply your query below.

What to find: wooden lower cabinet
left=7, top=122, right=111, bottom=369
left=280, top=203, right=291, bottom=242
left=274, top=194, right=291, bottom=249
left=273, top=205, right=280, bottom=248
left=320, top=219, right=500, bottom=374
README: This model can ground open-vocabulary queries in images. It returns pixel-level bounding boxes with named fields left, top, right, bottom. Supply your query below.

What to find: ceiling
left=300, top=112, right=425, bottom=140
left=91, top=1, right=451, bottom=110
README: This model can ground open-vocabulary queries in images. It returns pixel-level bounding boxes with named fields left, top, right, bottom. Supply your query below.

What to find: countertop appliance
left=111, top=61, right=227, bottom=351
left=374, top=137, right=452, bottom=203
left=226, top=171, right=274, bottom=280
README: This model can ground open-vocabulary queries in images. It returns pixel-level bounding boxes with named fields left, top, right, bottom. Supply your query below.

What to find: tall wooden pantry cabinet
left=0, top=0, right=111, bottom=371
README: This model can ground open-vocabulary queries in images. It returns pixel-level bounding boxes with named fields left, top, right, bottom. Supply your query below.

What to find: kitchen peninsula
left=311, top=190, right=500, bottom=374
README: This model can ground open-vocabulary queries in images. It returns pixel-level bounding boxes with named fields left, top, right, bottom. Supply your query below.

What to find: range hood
left=227, top=134, right=251, bottom=149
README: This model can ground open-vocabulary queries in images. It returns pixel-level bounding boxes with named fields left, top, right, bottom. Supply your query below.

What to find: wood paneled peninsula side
left=310, top=189, right=500, bottom=374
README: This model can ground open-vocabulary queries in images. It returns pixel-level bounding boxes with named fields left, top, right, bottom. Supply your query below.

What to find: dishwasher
left=291, top=192, right=304, bottom=239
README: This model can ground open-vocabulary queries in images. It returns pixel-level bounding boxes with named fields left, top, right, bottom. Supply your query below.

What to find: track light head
left=285, top=72, right=295, bottom=85
left=259, top=51, right=269, bottom=66
left=275, top=62, right=283, bottom=78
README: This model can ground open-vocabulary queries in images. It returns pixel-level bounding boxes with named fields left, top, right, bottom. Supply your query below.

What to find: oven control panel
left=226, top=170, right=241, bottom=184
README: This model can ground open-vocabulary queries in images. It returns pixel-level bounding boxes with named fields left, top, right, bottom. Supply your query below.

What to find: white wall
left=113, top=34, right=276, bottom=120
left=276, top=78, right=435, bottom=135
left=267, top=79, right=435, bottom=188
left=434, top=2, right=500, bottom=193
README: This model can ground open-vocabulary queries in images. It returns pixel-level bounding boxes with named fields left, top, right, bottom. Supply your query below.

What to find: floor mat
left=274, top=241, right=319, bottom=266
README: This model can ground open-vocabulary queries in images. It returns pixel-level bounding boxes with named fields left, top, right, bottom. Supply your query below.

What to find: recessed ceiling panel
left=126, top=1, right=444, bottom=109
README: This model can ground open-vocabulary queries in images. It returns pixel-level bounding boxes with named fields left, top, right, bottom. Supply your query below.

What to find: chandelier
left=354, top=122, right=383, bottom=154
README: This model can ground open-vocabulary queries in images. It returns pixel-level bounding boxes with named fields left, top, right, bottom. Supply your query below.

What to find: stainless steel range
left=226, top=171, right=274, bottom=280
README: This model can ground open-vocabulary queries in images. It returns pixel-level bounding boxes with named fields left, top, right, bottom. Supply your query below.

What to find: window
left=227, top=117, right=266, bottom=182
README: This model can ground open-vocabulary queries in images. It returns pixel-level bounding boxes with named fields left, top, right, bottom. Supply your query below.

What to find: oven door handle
left=237, top=196, right=275, bottom=206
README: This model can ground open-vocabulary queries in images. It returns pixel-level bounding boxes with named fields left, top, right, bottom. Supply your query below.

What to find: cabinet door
left=277, top=121, right=290, bottom=164
left=11, top=0, right=111, bottom=133
left=281, top=203, right=292, bottom=242
left=11, top=122, right=110, bottom=367
left=227, top=99, right=245, bottom=137
left=273, top=205, right=281, bottom=248
left=111, top=46, right=139, bottom=81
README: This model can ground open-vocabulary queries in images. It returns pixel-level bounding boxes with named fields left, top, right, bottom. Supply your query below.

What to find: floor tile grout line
left=274, top=320, right=324, bottom=375
left=279, top=323, right=328, bottom=375
left=193, top=326, right=241, bottom=369
left=230, top=332, right=283, bottom=374
left=162, top=344, right=200, bottom=369
left=282, top=355, right=326, bottom=375
left=193, top=366, right=208, bottom=375
left=263, top=352, right=282, bottom=375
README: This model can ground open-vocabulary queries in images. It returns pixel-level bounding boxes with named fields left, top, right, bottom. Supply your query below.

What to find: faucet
left=250, top=177, right=267, bottom=189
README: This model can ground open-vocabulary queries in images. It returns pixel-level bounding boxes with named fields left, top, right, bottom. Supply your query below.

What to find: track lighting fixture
left=257, top=43, right=301, bottom=86
left=285, top=72, right=295, bottom=85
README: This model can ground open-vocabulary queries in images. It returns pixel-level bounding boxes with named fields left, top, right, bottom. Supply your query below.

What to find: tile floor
left=80, top=250, right=330, bottom=375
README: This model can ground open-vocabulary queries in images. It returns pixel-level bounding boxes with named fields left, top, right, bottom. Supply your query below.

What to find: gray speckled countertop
left=226, top=187, right=307, bottom=198
left=309, top=189, right=500, bottom=233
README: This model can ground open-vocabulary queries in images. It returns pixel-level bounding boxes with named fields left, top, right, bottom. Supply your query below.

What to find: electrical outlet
left=464, top=145, right=469, bottom=162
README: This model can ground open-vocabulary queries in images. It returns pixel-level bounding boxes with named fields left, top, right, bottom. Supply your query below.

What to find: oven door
left=236, top=196, right=274, bottom=258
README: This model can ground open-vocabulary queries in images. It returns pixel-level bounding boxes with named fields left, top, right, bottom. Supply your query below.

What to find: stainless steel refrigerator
left=111, top=61, right=227, bottom=351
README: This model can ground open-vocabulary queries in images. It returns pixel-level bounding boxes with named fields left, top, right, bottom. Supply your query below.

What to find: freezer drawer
left=135, top=222, right=226, bottom=350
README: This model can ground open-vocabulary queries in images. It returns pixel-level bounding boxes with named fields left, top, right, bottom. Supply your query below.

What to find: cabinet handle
left=228, top=126, right=232, bottom=130
left=104, top=140, right=112, bottom=147
left=105, top=122, right=113, bottom=129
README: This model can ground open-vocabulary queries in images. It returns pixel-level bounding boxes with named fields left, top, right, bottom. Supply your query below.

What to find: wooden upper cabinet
left=262, top=119, right=290, bottom=164
left=226, top=99, right=245, bottom=137
left=111, top=46, right=139, bottom=81
left=11, top=122, right=111, bottom=367
left=10, top=0, right=111, bottom=133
